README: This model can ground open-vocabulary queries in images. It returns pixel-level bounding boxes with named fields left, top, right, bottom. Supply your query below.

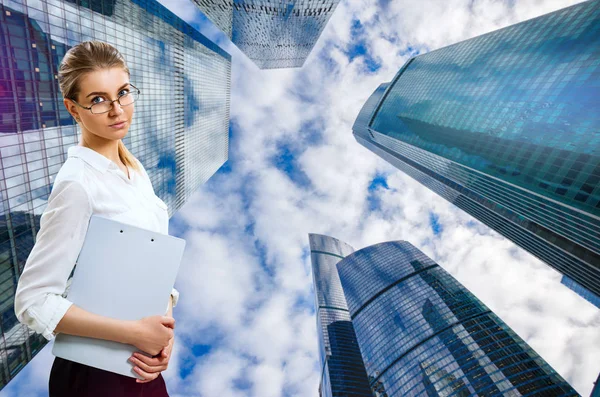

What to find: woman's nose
left=109, top=101, right=124, bottom=115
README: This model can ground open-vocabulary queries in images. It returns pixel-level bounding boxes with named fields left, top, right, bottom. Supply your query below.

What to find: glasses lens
left=90, top=102, right=111, bottom=114
left=119, top=91, right=138, bottom=106
left=89, top=91, right=138, bottom=114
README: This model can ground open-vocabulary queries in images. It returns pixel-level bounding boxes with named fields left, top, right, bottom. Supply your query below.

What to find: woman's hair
left=58, top=40, right=139, bottom=171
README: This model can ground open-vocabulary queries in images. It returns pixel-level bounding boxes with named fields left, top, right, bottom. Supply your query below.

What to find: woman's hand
left=129, top=336, right=174, bottom=383
left=128, top=315, right=175, bottom=356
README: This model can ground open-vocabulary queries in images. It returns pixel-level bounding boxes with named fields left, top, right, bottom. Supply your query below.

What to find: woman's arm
left=14, top=179, right=93, bottom=340
left=52, top=280, right=176, bottom=354
left=13, top=178, right=173, bottom=353
left=55, top=304, right=174, bottom=354
left=54, top=304, right=133, bottom=344
left=14, top=179, right=134, bottom=344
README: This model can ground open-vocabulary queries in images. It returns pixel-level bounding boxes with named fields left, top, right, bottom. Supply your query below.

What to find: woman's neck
left=79, top=139, right=122, bottom=166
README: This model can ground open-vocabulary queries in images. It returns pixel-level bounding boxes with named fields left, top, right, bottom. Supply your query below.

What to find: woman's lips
left=109, top=121, right=126, bottom=129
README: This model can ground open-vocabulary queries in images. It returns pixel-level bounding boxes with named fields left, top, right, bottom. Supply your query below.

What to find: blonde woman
left=14, top=41, right=178, bottom=396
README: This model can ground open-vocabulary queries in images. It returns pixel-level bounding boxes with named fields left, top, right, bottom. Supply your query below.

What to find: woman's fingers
left=133, top=365, right=160, bottom=382
left=133, top=353, right=164, bottom=367
left=130, top=355, right=167, bottom=373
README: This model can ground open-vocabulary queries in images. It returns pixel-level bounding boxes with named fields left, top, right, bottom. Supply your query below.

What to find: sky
left=3, top=0, right=600, bottom=396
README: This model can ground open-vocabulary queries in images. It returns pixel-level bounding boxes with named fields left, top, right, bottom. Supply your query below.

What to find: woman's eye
left=91, top=96, right=104, bottom=104
left=119, top=89, right=130, bottom=96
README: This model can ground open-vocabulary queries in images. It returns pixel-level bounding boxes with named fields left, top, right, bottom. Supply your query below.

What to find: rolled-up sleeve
left=14, top=179, right=92, bottom=340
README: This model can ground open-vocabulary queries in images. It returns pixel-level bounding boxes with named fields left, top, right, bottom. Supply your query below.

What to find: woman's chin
left=108, top=127, right=129, bottom=139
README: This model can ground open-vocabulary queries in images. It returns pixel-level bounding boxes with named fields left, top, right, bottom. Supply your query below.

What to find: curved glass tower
left=308, top=234, right=372, bottom=397
left=337, top=240, right=578, bottom=396
left=352, top=1, right=600, bottom=303
left=310, top=235, right=579, bottom=396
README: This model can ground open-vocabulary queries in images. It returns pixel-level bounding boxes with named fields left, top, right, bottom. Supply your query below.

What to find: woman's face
left=64, top=67, right=134, bottom=143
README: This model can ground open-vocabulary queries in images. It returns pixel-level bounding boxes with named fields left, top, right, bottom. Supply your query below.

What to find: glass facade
left=353, top=1, right=600, bottom=301
left=334, top=238, right=579, bottom=396
left=191, top=0, right=233, bottom=38
left=191, top=0, right=341, bottom=69
left=561, top=275, right=600, bottom=309
left=0, top=0, right=230, bottom=389
left=308, top=233, right=372, bottom=397
left=592, top=373, right=600, bottom=397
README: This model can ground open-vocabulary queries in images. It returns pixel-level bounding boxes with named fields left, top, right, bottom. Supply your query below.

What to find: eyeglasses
left=70, top=84, right=140, bottom=114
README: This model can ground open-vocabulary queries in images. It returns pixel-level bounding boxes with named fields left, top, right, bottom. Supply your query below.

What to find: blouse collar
left=67, top=145, right=130, bottom=176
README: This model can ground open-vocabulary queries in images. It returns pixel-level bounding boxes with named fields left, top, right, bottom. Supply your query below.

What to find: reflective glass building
left=592, top=373, right=600, bottom=397
left=0, top=0, right=230, bottom=388
left=308, top=234, right=372, bottom=397
left=561, top=275, right=600, bottom=309
left=312, top=235, right=578, bottom=396
left=353, top=1, right=600, bottom=301
left=191, top=0, right=340, bottom=69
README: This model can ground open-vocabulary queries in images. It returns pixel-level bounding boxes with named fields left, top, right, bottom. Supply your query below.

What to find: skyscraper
left=353, top=1, right=600, bottom=301
left=191, top=0, right=340, bottom=69
left=0, top=0, right=230, bottom=389
left=561, top=275, right=600, bottom=309
left=308, top=234, right=372, bottom=397
left=310, top=235, right=579, bottom=396
left=592, top=373, right=600, bottom=397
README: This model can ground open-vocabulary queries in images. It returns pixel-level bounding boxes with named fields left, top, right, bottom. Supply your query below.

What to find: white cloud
left=190, top=350, right=248, bottom=397
left=169, top=0, right=599, bottom=395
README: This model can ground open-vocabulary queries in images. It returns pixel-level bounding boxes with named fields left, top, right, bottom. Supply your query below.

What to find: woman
left=14, top=41, right=178, bottom=396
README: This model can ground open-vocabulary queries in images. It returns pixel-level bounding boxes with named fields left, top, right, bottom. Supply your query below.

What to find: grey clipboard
left=52, top=214, right=186, bottom=379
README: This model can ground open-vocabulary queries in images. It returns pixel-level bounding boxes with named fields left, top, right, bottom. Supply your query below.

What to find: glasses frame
left=69, top=84, right=141, bottom=114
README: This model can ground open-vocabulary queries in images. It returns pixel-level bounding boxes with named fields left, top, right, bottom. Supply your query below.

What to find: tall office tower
left=308, top=234, right=372, bottom=397
left=0, top=0, right=230, bottom=389
left=310, top=235, right=579, bottom=396
left=191, top=1, right=340, bottom=69
left=592, top=373, right=600, bottom=397
left=353, top=1, right=600, bottom=301
left=192, top=0, right=233, bottom=38
left=561, top=275, right=600, bottom=308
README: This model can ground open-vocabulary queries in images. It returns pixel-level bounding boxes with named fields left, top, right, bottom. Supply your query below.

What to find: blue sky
left=3, top=0, right=599, bottom=396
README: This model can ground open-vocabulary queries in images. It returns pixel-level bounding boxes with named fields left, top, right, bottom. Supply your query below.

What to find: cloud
left=163, top=1, right=597, bottom=395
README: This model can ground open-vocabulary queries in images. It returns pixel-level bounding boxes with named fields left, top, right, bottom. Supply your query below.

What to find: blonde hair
left=58, top=40, right=139, bottom=172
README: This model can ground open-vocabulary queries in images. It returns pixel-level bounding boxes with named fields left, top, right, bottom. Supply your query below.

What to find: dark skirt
left=49, top=357, right=169, bottom=397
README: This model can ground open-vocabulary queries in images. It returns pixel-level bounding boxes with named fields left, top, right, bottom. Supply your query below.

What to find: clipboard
left=52, top=214, right=186, bottom=379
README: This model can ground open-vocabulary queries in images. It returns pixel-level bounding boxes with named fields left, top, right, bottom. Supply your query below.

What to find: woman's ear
left=63, top=98, right=80, bottom=122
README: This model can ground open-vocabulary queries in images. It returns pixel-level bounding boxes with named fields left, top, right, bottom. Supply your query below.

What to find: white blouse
left=14, top=144, right=180, bottom=341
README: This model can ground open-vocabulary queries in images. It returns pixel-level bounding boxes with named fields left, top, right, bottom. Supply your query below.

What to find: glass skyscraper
left=191, top=0, right=341, bottom=69
left=0, top=0, right=230, bottom=389
left=592, top=373, right=600, bottom=397
left=310, top=235, right=579, bottom=396
left=561, top=275, right=600, bottom=308
left=353, top=1, right=600, bottom=301
left=309, top=234, right=372, bottom=397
